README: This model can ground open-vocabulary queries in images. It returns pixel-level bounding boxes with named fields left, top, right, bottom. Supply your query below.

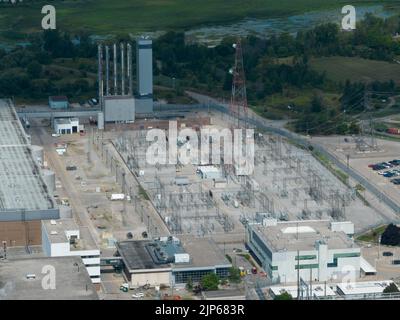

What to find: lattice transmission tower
left=230, top=38, right=248, bottom=128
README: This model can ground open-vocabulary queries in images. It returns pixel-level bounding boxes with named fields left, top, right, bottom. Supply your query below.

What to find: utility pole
left=297, top=250, right=300, bottom=300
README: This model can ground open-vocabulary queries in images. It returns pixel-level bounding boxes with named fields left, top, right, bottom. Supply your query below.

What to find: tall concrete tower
left=136, top=37, right=153, bottom=98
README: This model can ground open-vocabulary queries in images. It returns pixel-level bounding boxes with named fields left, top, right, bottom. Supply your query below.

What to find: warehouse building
left=49, top=96, right=69, bottom=109
left=336, top=280, right=399, bottom=298
left=0, top=256, right=98, bottom=300
left=245, top=219, right=360, bottom=283
left=54, top=118, right=80, bottom=135
left=116, top=236, right=231, bottom=288
left=41, top=219, right=101, bottom=285
left=197, top=166, right=221, bottom=180
left=0, top=99, right=59, bottom=247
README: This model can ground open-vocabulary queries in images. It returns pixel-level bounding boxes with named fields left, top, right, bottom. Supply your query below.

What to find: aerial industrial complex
left=1, top=34, right=400, bottom=301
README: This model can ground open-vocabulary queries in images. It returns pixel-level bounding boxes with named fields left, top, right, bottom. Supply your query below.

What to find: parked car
left=383, top=251, right=393, bottom=257
left=383, top=172, right=395, bottom=178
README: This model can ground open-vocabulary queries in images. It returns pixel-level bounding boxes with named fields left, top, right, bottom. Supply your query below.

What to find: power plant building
left=0, top=99, right=59, bottom=247
left=245, top=219, right=360, bottom=283
left=135, top=37, right=153, bottom=115
left=116, top=236, right=231, bottom=288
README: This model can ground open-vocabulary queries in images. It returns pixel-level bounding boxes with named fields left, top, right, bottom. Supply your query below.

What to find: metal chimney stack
left=105, top=45, right=110, bottom=96
left=113, top=43, right=117, bottom=95
left=97, top=44, right=103, bottom=102
left=121, top=43, right=125, bottom=96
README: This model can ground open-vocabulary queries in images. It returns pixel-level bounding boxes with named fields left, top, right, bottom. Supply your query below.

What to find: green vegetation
left=274, top=291, right=293, bottom=300
left=238, top=253, right=256, bottom=267
left=381, top=223, right=400, bottom=246
left=200, top=273, right=220, bottom=291
left=228, top=267, right=241, bottom=283
left=138, top=185, right=150, bottom=201
left=0, top=0, right=394, bottom=36
left=383, top=283, right=400, bottom=293
left=356, top=224, right=387, bottom=243
left=3, top=12, right=400, bottom=137
left=312, top=150, right=349, bottom=185
left=185, top=277, right=193, bottom=291
left=310, top=57, right=400, bottom=84
left=225, top=254, right=232, bottom=263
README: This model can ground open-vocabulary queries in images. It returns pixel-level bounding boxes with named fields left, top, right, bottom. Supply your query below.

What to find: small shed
left=49, top=96, right=69, bottom=109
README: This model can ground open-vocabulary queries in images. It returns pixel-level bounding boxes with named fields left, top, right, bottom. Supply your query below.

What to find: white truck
left=110, top=193, right=125, bottom=201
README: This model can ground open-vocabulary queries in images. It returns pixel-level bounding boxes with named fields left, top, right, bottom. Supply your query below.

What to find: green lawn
left=0, top=0, right=396, bottom=36
left=356, top=225, right=387, bottom=243
left=310, top=56, right=400, bottom=84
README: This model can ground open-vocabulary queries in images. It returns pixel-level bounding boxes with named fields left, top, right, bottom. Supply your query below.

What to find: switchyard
left=88, top=112, right=380, bottom=241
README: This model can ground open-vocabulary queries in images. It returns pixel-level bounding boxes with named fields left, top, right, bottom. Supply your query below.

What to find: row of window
left=173, top=268, right=230, bottom=284
left=269, top=252, right=361, bottom=270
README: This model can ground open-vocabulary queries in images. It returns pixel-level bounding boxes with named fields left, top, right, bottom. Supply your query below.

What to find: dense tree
left=381, top=224, right=400, bottom=246
left=274, top=292, right=293, bottom=300
left=200, top=273, right=220, bottom=291
left=383, top=283, right=400, bottom=294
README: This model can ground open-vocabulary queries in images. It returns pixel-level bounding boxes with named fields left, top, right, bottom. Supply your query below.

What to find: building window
left=295, top=255, right=317, bottom=260
left=269, top=264, right=278, bottom=271
left=295, top=264, right=319, bottom=270
left=333, top=252, right=360, bottom=259
left=327, top=252, right=360, bottom=268
left=173, top=269, right=217, bottom=284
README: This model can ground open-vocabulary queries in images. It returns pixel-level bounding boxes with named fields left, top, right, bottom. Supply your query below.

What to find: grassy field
left=0, top=0, right=396, bottom=37
left=356, top=225, right=387, bottom=243
left=310, top=56, right=400, bottom=84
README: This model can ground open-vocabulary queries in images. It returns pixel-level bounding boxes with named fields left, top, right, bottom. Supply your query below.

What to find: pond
left=185, top=5, right=397, bottom=46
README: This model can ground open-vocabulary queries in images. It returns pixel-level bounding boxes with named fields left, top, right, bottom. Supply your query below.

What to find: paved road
left=31, top=122, right=101, bottom=245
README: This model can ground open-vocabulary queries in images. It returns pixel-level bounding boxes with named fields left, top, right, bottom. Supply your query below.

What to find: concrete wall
left=136, top=39, right=153, bottom=97
left=131, top=270, right=171, bottom=288
left=135, top=96, right=153, bottom=114
left=104, top=97, right=135, bottom=122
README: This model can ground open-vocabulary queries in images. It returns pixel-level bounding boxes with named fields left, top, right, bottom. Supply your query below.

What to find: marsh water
left=185, top=5, right=396, bottom=46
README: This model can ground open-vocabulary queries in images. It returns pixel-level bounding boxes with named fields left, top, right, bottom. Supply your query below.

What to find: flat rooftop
left=269, top=284, right=336, bottom=298
left=0, top=256, right=98, bottom=300
left=336, top=280, right=396, bottom=295
left=42, top=219, right=97, bottom=251
left=117, top=237, right=231, bottom=272
left=0, top=99, right=56, bottom=219
left=250, top=220, right=357, bottom=252
left=173, top=236, right=231, bottom=270
left=117, top=240, right=172, bottom=271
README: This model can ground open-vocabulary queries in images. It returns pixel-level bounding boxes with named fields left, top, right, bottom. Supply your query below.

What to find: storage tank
left=42, top=169, right=56, bottom=195
left=31, top=145, right=44, bottom=166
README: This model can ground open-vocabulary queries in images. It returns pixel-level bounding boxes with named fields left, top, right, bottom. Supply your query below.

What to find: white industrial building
left=336, top=280, right=399, bottom=298
left=54, top=118, right=80, bottom=135
left=269, top=284, right=337, bottom=299
left=41, top=219, right=101, bottom=284
left=245, top=219, right=360, bottom=283
left=197, top=166, right=221, bottom=180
